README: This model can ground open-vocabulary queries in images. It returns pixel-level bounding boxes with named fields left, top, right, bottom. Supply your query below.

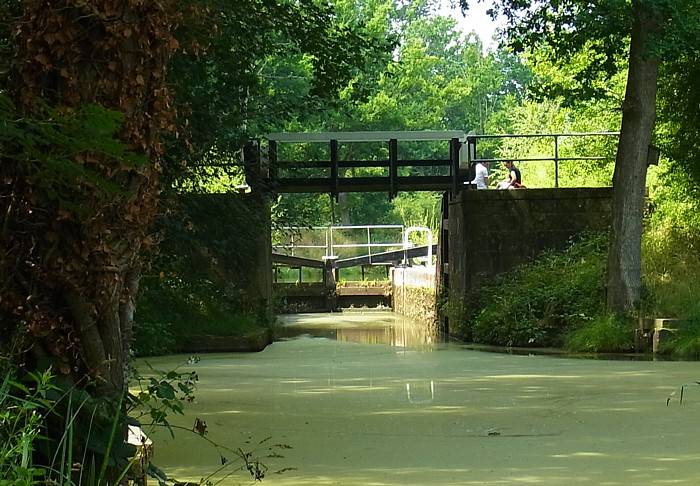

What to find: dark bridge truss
left=245, top=131, right=466, bottom=199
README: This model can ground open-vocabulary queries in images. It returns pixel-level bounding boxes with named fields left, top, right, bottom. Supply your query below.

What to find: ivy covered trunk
left=2, top=0, right=178, bottom=397
left=606, top=1, right=660, bottom=313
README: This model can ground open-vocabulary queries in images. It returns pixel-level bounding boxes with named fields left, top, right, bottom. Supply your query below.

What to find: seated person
left=496, top=160, right=524, bottom=189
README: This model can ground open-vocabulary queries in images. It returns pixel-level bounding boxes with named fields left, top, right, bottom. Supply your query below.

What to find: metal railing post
left=389, top=138, right=398, bottom=199
left=554, top=135, right=559, bottom=188
left=330, top=139, right=339, bottom=201
left=367, top=226, right=372, bottom=265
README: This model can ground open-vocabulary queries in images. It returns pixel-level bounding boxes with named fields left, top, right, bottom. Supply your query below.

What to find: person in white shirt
left=467, top=161, right=489, bottom=189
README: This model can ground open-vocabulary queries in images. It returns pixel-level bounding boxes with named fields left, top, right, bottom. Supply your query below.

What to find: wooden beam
left=273, top=176, right=455, bottom=193
left=275, top=159, right=452, bottom=169
left=334, top=244, right=437, bottom=268
left=336, top=286, right=391, bottom=297
left=450, top=137, right=461, bottom=195
left=330, top=139, right=338, bottom=201
left=271, top=253, right=325, bottom=268
left=389, top=138, right=398, bottom=199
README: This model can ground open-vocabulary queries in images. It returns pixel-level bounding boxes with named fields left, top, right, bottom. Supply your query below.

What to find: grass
left=564, top=313, right=635, bottom=353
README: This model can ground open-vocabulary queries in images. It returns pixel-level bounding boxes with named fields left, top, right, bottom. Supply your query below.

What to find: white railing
left=273, top=224, right=433, bottom=265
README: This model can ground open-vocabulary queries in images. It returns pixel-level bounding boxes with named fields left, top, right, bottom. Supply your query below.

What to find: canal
left=143, top=312, right=700, bottom=485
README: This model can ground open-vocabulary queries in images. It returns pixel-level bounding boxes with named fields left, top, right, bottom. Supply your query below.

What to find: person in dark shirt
left=496, top=160, right=523, bottom=189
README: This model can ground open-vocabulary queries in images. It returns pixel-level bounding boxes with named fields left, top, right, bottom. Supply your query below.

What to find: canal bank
left=144, top=312, right=700, bottom=485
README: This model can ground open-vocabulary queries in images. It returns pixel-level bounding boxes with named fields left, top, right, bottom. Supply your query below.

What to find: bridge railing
left=261, top=131, right=467, bottom=197
left=465, top=132, right=620, bottom=188
left=272, top=225, right=434, bottom=282
left=273, top=224, right=405, bottom=262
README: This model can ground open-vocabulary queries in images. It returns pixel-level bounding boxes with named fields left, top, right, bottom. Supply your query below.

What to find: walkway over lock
left=242, top=130, right=620, bottom=198
left=250, top=131, right=466, bottom=197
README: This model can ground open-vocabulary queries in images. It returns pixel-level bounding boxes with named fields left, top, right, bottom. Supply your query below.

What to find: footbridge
left=241, top=130, right=620, bottom=198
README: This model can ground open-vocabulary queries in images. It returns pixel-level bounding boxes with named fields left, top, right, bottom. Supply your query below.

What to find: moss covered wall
left=173, top=192, right=272, bottom=319
left=392, top=266, right=438, bottom=336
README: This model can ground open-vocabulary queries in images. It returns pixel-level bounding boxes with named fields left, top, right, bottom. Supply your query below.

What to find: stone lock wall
left=448, top=187, right=613, bottom=297
left=392, top=266, right=439, bottom=336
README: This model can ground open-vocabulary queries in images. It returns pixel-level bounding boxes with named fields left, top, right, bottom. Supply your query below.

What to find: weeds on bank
left=0, top=357, right=292, bottom=485
left=460, top=233, right=608, bottom=348
left=564, top=313, right=635, bottom=353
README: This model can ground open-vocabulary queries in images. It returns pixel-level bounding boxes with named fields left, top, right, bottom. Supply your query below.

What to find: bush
left=132, top=319, right=177, bottom=357
left=134, top=276, right=263, bottom=356
left=657, top=303, right=700, bottom=359
left=642, top=166, right=700, bottom=318
left=460, top=233, right=607, bottom=347
left=564, top=313, right=635, bottom=353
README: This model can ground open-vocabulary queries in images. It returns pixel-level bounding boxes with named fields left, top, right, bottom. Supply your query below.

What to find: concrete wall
left=448, top=187, right=613, bottom=297
left=392, top=266, right=438, bottom=335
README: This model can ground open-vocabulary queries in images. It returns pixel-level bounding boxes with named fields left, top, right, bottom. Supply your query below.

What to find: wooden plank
left=275, top=159, right=452, bottom=169
left=450, top=137, right=461, bottom=195
left=330, top=139, right=338, bottom=200
left=389, top=138, right=398, bottom=198
left=268, top=140, right=277, bottom=180
left=266, top=131, right=467, bottom=143
left=336, top=286, right=391, bottom=297
left=271, top=253, right=325, bottom=268
left=334, top=244, right=437, bottom=268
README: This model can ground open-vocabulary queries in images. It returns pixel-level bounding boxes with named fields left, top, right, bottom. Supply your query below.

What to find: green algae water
left=142, top=312, right=700, bottom=485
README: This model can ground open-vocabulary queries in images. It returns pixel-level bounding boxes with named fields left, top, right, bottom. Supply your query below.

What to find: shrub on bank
left=564, top=313, right=635, bottom=353
left=656, top=303, right=700, bottom=359
left=133, top=276, right=263, bottom=357
left=459, top=233, right=608, bottom=348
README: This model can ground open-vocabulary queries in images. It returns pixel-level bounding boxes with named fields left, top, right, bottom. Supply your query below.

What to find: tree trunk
left=7, top=1, right=177, bottom=397
left=606, top=1, right=660, bottom=313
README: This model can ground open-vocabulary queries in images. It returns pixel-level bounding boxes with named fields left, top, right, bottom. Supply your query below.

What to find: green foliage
left=0, top=371, right=53, bottom=485
left=129, top=361, right=198, bottom=434
left=0, top=94, right=145, bottom=209
left=132, top=318, right=177, bottom=358
left=462, top=234, right=608, bottom=347
left=135, top=276, right=261, bottom=356
left=642, top=164, right=700, bottom=318
left=657, top=308, right=700, bottom=359
left=166, top=0, right=391, bottom=189
left=0, top=367, right=141, bottom=486
left=564, top=313, right=635, bottom=353
left=657, top=50, right=700, bottom=183
left=273, top=3, right=533, bottom=229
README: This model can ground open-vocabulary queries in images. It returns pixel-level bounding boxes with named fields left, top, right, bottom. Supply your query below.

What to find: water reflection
left=276, top=311, right=438, bottom=348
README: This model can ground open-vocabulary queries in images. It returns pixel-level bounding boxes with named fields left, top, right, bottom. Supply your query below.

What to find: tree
left=2, top=0, right=180, bottom=397
left=273, top=1, right=528, bottom=229
left=1, top=0, right=391, bottom=402
left=472, top=0, right=700, bottom=313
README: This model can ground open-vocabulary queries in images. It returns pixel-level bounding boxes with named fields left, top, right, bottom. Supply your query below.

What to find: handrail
left=273, top=224, right=434, bottom=270
left=466, top=131, right=620, bottom=188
